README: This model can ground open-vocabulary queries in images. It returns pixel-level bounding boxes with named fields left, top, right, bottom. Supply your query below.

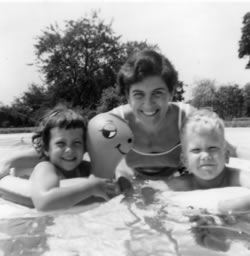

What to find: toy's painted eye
left=101, top=123, right=117, bottom=139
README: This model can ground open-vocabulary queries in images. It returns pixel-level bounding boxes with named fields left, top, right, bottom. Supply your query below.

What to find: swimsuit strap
left=113, top=105, right=125, bottom=119
left=132, top=143, right=180, bottom=156
left=131, top=103, right=188, bottom=156
left=178, top=102, right=191, bottom=131
left=178, top=103, right=183, bottom=131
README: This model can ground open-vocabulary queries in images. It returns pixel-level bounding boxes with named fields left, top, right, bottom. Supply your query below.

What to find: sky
left=0, top=0, right=249, bottom=105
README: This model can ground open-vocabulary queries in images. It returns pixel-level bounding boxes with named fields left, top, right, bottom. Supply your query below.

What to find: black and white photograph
left=0, top=0, right=250, bottom=255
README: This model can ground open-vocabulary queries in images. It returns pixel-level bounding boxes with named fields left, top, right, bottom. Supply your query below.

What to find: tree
left=173, top=81, right=185, bottom=102
left=243, top=83, right=250, bottom=116
left=0, top=105, right=33, bottom=127
left=11, top=83, right=51, bottom=125
left=34, top=11, right=124, bottom=109
left=190, top=79, right=217, bottom=109
left=120, top=41, right=158, bottom=60
left=239, top=12, right=250, bottom=69
left=34, top=13, right=185, bottom=112
left=6, top=10, right=185, bottom=127
left=215, top=84, right=244, bottom=120
left=95, top=86, right=126, bottom=114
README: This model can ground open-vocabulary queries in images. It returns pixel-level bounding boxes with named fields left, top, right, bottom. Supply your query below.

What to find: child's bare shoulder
left=30, top=161, right=59, bottom=182
left=34, top=160, right=55, bottom=170
left=167, top=174, right=194, bottom=191
left=32, top=161, right=57, bottom=177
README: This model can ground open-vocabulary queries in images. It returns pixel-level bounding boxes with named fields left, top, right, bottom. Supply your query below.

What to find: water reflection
left=187, top=209, right=250, bottom=252
left=0, top=134, right=250, bottom=255
left=0, top=216, right=54, bottom=256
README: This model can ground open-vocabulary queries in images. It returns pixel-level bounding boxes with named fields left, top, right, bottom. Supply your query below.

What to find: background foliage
left=239, top=12, right=250, bottom=69
left=0, top=10, right=249, bottom=128
left=0, top=11, right=184, bottom=127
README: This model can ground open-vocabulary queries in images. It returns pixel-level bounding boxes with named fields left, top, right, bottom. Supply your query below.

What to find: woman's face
left=128, top=76, right=172, bottom=127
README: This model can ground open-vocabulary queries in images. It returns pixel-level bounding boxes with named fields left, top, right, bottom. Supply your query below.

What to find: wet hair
left=180, top=108, right=225, bottom=148
left=32, top=104, right=87, bottom=158
left=117, top=49, right=178, bottom=95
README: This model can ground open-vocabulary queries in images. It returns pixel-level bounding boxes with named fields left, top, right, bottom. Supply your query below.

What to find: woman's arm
left=226, top=140, right=250, bottom=160
left=30, top=162, right=118, bottom=211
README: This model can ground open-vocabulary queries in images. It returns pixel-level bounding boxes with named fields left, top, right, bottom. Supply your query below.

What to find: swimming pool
left=0, top=131, right=250, bottom=256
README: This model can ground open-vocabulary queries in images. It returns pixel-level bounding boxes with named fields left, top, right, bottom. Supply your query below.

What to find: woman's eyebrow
left=131, top=89, right=143, bottom=93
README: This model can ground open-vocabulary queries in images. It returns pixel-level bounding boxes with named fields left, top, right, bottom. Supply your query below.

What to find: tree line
left=0, top=11, right=184, bottom=128
left=191, top=80, right=250, bottom=121
left=191, top=11, right=250, bottom=121
left=0, top=10, right=249, bottom=128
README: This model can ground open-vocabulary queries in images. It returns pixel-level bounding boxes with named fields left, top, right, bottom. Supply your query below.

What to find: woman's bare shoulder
left=122, top=104, right=133, bottom=115
left=110, top=104, right=132, bottom=118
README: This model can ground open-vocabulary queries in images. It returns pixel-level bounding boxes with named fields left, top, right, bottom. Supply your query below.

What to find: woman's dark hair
left=32, top=104, right=87, bottom=158
left=117, top=49, right=178, bottom=95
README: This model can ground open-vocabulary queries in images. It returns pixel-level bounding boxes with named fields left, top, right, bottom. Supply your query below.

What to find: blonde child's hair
left=180, top=108, right=226, bottom=149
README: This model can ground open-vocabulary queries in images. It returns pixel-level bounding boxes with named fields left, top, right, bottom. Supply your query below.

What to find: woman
left=108, top=49, right=249, bottom=179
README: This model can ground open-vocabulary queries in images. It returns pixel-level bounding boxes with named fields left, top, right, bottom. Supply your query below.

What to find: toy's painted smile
left=116, top=143, right=127, bottom=155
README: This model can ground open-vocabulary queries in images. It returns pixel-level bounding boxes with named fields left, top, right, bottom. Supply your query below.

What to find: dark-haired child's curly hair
left=32, top=105, right=87, bottom=158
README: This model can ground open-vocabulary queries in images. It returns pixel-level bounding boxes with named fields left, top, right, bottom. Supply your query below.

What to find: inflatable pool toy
left=0, top=175, right=32, bottom=207
left=1, top=172, right=250, bottom=256
left=1, top=159, right=250, bottom=256
left=1, top=158, right=250, bottom=212
left=1, top=124, right=250, bottom=214
left=1, top=133, right=250, bottom=255
left=0, top=175, right=105, bottom=209
left=87, top=112, right=134, bottom=178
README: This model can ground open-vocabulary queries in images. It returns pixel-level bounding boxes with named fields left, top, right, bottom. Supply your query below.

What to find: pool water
left=0, top=132, right=250, bottom=256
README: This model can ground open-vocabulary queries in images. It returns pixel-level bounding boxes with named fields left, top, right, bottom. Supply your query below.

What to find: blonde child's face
left=182, top=126, right=226, bottom=180
left=46, top=127, right=85, bottom=172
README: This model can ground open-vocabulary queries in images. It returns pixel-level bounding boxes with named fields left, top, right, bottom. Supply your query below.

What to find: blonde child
left=30, top=105, right=119, bottom=211
left=167, top=108, right=250, bottom=214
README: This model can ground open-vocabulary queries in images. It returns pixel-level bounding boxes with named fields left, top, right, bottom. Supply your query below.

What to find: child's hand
left=89, top=174, right=120, bottom=200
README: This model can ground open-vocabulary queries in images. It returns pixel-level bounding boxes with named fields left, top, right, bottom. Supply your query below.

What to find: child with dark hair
left=30, top=105, right=118, bottom=211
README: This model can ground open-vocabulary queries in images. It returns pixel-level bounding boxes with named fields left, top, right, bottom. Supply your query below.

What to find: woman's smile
left=141, top=109, right=159, bottom=117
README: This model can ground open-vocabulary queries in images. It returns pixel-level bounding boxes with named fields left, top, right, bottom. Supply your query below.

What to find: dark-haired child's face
left=46, top=127, right=85, bottom=172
